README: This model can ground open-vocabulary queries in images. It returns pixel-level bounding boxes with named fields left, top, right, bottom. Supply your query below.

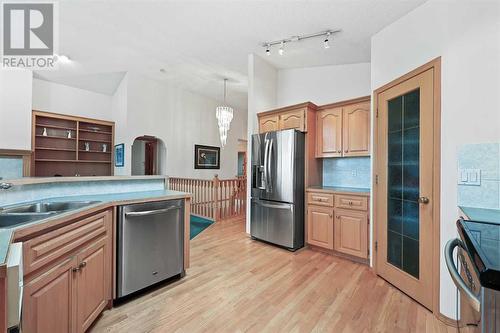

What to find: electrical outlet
left=458, top=169, right=481, bottom=186
left=351, top=170, right=357, bottom=177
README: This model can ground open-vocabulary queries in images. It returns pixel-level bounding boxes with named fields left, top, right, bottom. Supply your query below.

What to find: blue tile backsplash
left=0, top=157, right=23, bottom=180
left=458, top=143, right=500, bottom=209
left=323, top=157, right=371, bottom=188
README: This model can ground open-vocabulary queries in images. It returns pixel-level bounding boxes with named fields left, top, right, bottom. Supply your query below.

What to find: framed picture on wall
left=194, top=145, right=220, bottom=169
left=114, top=143, right=125, bottom=167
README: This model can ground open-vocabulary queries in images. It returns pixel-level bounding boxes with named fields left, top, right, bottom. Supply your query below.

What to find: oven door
left=445, top=238, right=481, bottom=332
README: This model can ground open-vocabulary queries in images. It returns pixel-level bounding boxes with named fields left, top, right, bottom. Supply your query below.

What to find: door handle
left=418, top=197, right=430, bottom=204
left=263, top=139, right=269, bottom=190
left=125, top=206, right=181, bottom=217
left=255, top=200, right=291, bottom=210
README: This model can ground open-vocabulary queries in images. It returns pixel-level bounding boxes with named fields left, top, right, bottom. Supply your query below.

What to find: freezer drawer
left=251, top=198, right=303, bottom=250
left=117, top=200, right=184, bottom=298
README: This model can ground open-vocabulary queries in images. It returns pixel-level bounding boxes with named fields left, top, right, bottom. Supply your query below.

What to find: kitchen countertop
left=5, top=175, right=168, bottom=186
left=459, top=206, right=500, bottom=224
left=307, top=186, right=371, bottom=196
left=0, top=189, right=191, bottom=269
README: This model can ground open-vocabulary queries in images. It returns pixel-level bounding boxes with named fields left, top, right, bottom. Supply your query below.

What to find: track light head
left=279, top=41, right=284, bottom=56
left=324, top=32, right=331, bottom=49
left=266, top=44, right=270, bottom=56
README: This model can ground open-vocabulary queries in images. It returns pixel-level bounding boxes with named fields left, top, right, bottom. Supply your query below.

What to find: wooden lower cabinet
left=307, top=206, right=334, bottom=250
left=22, top=210, right=112, bottom=333
left=334, top=209, right=368, bottom=259
left=76, top=238, right=110, bottom=332
left=23, top=257, right=77, bottom=333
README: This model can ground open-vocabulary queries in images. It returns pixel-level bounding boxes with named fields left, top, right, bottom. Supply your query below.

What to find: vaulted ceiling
left=34, top=0, right=426, bottom=110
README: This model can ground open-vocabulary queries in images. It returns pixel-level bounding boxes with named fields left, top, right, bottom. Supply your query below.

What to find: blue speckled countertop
left=460, top=206, right=500, bottom=224
left=0, top=189, right=190, bottom=267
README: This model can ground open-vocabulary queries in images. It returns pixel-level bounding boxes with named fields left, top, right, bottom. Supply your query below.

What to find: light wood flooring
left=91, top=217, right=457, bottom=333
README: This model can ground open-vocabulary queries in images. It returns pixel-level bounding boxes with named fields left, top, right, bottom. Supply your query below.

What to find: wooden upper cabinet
left=279, top=109, right=306, bottom=132
left=258, top=114, right=279, bottom=133
left=343, top=102, right=370, bottom=156
left=257, top=103, right=314, bottom=134
left=316, top=108, right=342, bottom=157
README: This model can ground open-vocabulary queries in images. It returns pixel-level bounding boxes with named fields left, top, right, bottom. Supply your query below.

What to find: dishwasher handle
left=124, top=205, right=181, bottom=217
left=445, top=238, right=481, bottom=313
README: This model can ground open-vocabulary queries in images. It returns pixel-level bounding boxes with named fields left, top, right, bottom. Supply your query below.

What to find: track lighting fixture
left=324, top=32, right=331, bottom=49
left=261, top=29, right=340, bottom=56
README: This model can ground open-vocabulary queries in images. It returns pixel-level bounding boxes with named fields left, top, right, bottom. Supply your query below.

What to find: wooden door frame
left=372, top=57, right=442, bottom=318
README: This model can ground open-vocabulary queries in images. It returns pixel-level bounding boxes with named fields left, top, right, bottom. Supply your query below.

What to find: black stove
left=457, top=218, right=500, bottom=291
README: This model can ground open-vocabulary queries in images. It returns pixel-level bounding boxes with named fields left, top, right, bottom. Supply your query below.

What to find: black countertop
left=458, top=218, right=500, bottom=290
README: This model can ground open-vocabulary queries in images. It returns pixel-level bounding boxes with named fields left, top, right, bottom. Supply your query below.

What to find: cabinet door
left=259, top=114, right=279, bottom=133
left=76, top=237, right=111, bottom=333
left=279, top=109, right=305, bottom=132
left=334, top=209, right=368, bottom=258
left=307, top=206, right=334, bottom=249
left=343, top=102, right=370, bottom=156
left=23, top=257, right=78, bottom=333
left=316, top=107, right=342, bottom=157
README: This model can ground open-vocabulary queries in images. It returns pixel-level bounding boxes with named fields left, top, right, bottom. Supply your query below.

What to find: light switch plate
left=458, top=169, right=481, bottom=186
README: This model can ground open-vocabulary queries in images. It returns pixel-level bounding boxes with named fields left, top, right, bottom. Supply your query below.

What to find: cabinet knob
left=344, top=150, right=348, bottom=153
left=329, top=214, right=333, bottom=218
left=72, top=267, right=80, bottom=273
left=79, top=261, right=87, bottom=269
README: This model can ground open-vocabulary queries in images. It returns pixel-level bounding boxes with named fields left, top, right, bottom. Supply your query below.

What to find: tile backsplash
left=0, top=157, right=23, bottom=180
left=458, top=143, right=500, bottom=208
left=323, top=157, right=371, bottom=188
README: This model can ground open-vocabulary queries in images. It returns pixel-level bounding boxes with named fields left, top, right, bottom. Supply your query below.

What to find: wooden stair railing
left=168, top=175, right=246, bottom=221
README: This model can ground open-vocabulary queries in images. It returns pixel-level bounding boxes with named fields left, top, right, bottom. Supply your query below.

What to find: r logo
left=3, top=3, right=54, bottom=56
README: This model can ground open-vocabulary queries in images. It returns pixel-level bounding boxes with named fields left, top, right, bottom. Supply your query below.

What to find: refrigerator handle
left=267, top=138, right=273, bottom=191
left=263, top=138, right=269, bottom=191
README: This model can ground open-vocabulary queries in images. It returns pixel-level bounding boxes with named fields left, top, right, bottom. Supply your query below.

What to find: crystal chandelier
left=216, top=79, right=233, bottom=147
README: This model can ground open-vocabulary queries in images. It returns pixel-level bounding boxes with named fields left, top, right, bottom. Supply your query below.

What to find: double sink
left=0, top=201, right=101, bottom=228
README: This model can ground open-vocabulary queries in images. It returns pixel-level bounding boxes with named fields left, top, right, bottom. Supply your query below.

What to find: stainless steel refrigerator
left=250, top=129, right=305, bottom=250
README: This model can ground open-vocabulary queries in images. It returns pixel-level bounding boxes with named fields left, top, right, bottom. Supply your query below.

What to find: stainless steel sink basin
left=1, top=201, right=100, bottom=214
left=0, top=213, right=57, bottom=228
left=0, top=200, right=101, bottom=228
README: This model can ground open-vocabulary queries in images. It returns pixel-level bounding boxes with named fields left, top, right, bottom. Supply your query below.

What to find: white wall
left=32, top=79, right=113, bottom=121
left=117, top=72, right=247, bottom=179
left=246, top=54, right=278, bottom=232
left=277, top=63, right=371, bottom=107
left=111, top=74, right=129, bottom=176
left=371, top=0, right=500, bottom=318
left=0, top=70, right=33, bottom=150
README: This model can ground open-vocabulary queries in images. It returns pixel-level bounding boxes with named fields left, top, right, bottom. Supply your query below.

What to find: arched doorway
left=131, top=136, right=166, bottom=175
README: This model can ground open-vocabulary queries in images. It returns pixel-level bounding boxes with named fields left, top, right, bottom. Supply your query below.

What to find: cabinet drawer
left=307, top=192, right=334, bottom=207
left=23, top=210, right=110, bottom=276
left=334, top=195, right=368, bottom=211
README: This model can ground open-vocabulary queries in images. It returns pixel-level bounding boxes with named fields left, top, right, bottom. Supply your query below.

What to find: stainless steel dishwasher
left=117, top=199, right=184, bottom=298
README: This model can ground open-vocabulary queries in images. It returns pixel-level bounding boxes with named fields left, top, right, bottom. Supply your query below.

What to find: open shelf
left=35, top=147, right=76, bottom=152
left=78, top=128, right=112, bottom=135
left=36, top=124, right=77, bottom=131
left=35, top=134, right=76, bottom=140
left=79, top=150, right=111, bottom=154
left=33, top=111, right=115, bottom=177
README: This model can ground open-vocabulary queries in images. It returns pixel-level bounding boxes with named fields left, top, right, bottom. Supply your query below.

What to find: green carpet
left=190, top=215, right=214, bottom=239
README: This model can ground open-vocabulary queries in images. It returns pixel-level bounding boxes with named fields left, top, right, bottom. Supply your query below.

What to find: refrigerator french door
left=250, top=129, right=305, bottom=250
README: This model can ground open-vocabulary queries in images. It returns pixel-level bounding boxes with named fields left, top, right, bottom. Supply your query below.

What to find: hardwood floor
left=90, top=217, right=456, bottom=333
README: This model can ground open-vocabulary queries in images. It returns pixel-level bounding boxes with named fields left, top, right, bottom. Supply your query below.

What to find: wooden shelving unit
left=32, top=111, right=115, bottom=177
